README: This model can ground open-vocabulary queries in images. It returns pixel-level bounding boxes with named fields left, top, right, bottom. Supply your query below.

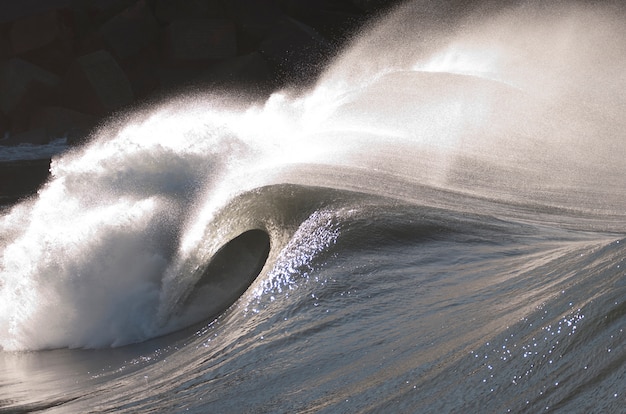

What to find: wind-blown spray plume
left=1, top=0, right=625, bottom=351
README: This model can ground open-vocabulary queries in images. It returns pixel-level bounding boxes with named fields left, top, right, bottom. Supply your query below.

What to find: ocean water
left=0, top=138, right=68, bottom=162
left=1, top=1, right=625, bottom=412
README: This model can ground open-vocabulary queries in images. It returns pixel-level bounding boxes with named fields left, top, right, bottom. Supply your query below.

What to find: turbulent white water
left=0, top=0, right=625, bottom=357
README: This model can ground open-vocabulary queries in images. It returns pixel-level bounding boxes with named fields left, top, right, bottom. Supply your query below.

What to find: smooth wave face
left=1, top=1, right=625, bottom=412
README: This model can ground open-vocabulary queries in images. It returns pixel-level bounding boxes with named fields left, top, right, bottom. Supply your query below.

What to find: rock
left=164, top=19, right=237, bottom=61
left=0, top=158, right=51, bottom=205
left=9, top=10, right=61, bottom=54
left=62, top=50, right=134, bottom=115
left=156, top=54, right=273, bottom=93
left=29, top=106, right=96, bottom=141
left=156, top=65, right=200, bottom=91
left=119, top=49, right=161, bottom=99
left=0, top=0, right=70, bottom=23
left=350, top=0, right=401, bottom=13
left=207, top=52, right=273, bottom=89
left=163, top=52, right=274, bottom=93
left=66, top=0, right=101, bottom=47
left=0, top=111, right=9, bottom=138
left=87, top=0, right=142, bottom=24
left=98, top=0, right=159, bottom=59
left=279, top=0, right=366, bottom=41
left=0, top=31, right=13, bottom=59
left=222, top=0, right=283, bottom=41
left=258, top=16, right=331, bottom=85
left=153, top=0, right=225, bottom=23
left=17, top=41, right=75, bottom=77
left=10, top=10, right=75, bottom=75
left=0, top=58, right=61, bottom=128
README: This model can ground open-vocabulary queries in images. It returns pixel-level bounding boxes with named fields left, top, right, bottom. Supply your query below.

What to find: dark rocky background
left=0, top=0, right=401, bottom=204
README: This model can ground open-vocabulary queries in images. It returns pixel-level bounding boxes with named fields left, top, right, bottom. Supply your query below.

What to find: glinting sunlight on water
left=1, top=0, right=625, bottom=412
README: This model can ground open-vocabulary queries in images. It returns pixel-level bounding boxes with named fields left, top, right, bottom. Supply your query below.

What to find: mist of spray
left=1, top=0, right=624, bottom=350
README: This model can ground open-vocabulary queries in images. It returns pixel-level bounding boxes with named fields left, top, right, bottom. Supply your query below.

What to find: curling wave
left=0, top=2, right=625, bottom=412
left=0, top=0, right=625, bottom=355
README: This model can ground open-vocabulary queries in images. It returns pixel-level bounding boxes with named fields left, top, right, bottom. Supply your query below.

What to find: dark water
left=1, top=1, right=625, bottom=413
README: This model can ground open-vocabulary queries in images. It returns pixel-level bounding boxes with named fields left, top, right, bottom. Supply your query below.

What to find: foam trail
left=1, top=0, right=625, bottom=350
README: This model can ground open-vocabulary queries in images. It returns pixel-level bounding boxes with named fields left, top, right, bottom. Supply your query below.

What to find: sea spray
left=1, top=1, right=625, bottom=351
left=0, top=99, right=260, bottom=350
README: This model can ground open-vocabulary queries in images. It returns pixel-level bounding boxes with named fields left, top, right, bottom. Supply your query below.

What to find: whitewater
left=1, top=1, right=625, bottom=412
